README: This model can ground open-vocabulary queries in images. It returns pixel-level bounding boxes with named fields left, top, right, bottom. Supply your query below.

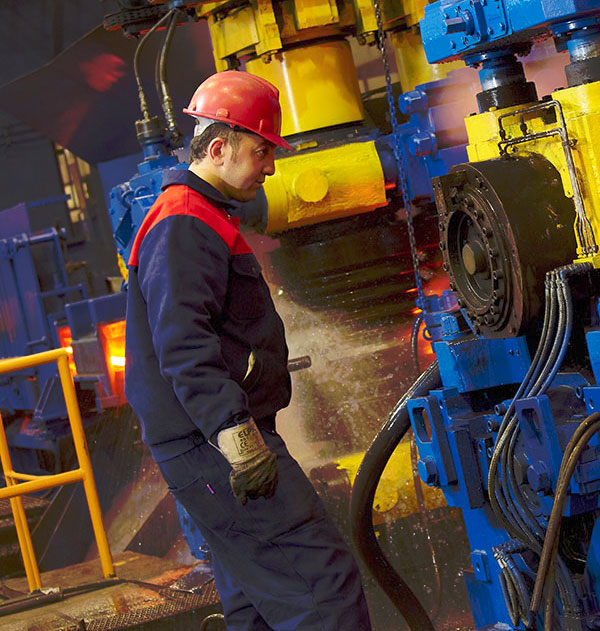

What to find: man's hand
left=216, top=419, right=278, bottom=505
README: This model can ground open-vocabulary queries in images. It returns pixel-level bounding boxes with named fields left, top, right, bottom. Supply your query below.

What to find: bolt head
left=418, top=457, right=439, bottom=485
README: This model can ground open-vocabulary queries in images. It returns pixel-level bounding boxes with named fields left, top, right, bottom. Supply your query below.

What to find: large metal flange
left=434, top=154, right=577, bottom=338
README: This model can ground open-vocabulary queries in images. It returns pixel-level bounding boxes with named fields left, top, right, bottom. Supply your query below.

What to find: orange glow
left=411, top=307, right=422, bottom=315
left=98, top=320, right=127, bottom=405
left=57, top=326, right=77, bottom=376
left=405, top=288, right=418, bottom=294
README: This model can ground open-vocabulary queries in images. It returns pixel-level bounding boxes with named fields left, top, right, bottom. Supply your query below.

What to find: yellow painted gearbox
left=464, top=79, right=600, bottom=268
left=246, top=40, right=365, bottom=136
left=264, top=140, right=387, bottom=233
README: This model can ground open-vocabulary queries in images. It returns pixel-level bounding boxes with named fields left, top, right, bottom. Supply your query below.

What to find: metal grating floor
left=1, top=551, right=221, bottom=631
left=60, top=581, right=221, bottom=631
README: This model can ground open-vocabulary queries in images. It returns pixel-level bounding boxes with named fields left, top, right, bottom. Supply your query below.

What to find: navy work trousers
left=157, top=425, right=372, bottom=631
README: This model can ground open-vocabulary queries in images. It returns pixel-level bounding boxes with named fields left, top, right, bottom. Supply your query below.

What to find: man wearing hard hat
left=125, top=71, right=372, bottom=631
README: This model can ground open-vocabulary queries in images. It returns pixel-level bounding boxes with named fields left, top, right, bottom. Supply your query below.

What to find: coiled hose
left=350, top=360, right=441, bottom=631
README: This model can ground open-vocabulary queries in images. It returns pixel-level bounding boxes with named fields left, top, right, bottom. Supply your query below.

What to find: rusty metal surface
left=0, top=497, right=49, bottom=518
left=60, top=582, right=220, bottom=631
left=1, top=552, right=220, bottom=631
left=0, top=495, right=50, bottom=578
left=0, top=496, right=49, bottom=531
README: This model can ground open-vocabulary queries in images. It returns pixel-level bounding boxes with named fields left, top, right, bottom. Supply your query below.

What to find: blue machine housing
left=377, top=68, right=475, bottom=207
left=405, top=1, right=600, bottom=625
left=409, top=316, right=600, bottom=628
left=109, top=154, right=187, bottom=267
left=0, top=202, right=87, bottom=416
left=420, top=0, right=600, bottom=63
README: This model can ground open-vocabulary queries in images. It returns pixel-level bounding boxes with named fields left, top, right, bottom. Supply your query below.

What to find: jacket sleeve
left=137, top=214, right=250, bottom=441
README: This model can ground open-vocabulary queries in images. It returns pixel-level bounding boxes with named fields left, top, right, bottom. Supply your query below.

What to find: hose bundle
left=487, top=263, right=594, bottom=628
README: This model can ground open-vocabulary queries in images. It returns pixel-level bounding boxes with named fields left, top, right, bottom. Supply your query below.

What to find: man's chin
left=230, top=189, right=258, bottom=203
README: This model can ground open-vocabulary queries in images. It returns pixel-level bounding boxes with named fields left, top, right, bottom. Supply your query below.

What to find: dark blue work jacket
left=124, top=170, right=291, bottom=462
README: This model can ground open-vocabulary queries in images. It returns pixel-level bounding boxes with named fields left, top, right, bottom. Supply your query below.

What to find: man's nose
left=263, top=152, right=276, bottom=176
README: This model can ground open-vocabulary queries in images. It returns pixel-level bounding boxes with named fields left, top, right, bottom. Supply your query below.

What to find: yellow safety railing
left=0, top=348, right=115, bottom=591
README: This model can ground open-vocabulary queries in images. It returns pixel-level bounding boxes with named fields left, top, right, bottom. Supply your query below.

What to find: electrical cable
left=350, top=360, right=441, bottom=631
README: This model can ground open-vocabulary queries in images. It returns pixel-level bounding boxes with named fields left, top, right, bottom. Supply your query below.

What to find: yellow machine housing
left=464, top=80, right=600, bottom=267
left=336, top=442, right=446, bottom=519
left=246, top=40, right=365, bottom=136
left=264, top=139, right=387, bottom=232
left=197, top=0, right=458, bottom=232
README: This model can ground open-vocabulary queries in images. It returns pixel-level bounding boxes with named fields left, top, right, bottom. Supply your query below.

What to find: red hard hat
left=183, top=71, right=292, bottom=150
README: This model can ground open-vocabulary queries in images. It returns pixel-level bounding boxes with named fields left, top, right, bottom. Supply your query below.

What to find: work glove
left=216, top=419, right=278, bottom=505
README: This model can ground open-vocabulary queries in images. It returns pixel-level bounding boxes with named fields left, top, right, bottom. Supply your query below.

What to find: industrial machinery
left=0, top=201, right=127, bottom=476
left=351, top=1, right=600, bottom=630
left=104, top=0, right=481, bottom=463
left=7, top=0, right=600, bottom=630
left=0, top=0, right=478, bottom=624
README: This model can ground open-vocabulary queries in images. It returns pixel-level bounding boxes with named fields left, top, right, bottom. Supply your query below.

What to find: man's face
left=221, top=133, right=276, bottom=202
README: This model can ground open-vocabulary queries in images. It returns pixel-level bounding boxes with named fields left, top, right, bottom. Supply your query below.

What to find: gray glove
left=216, top=419, right=278, bottom=505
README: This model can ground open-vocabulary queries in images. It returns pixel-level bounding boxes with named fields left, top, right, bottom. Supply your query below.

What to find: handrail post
left=56, top=355, right=115, bottom=579
left=0, top=348, right=115, bottom=590
left=0, top=413, right=42, bottom=591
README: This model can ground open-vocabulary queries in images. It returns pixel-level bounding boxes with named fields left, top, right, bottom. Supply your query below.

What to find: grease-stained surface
left=1, top=551, right=220, bottom=631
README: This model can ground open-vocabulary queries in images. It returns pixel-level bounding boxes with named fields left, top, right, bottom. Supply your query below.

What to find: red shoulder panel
left=128, top=185, right=252, bottom=266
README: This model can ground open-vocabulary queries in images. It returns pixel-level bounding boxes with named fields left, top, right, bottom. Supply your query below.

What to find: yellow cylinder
left=246, top=39, right=365, bottom=136
left=390, top=29, right=463, bottom=91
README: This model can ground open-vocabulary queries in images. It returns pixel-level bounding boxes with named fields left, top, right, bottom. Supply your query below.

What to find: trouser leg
left=211, top=552, right=271, bottom=631
left=157, top=431, right=371, bottom=631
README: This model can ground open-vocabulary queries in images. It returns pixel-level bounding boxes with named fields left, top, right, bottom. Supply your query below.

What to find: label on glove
left=217, top=419, right=266, bottom=465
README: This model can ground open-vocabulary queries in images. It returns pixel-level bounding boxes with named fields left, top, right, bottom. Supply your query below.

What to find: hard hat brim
left=183, top=108, right=293, bottom=151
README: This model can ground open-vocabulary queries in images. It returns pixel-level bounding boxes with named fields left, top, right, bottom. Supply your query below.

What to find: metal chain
left=372, top=0, right=425, bottom=303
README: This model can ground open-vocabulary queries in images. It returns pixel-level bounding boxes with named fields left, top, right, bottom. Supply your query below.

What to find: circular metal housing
left=434, top=155, right=577, bottom=338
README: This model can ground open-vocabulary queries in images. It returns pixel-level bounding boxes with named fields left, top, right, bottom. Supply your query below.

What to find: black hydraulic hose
left=133, top=8, right=173, bottom=119
left=350, top=360, right=441, bottom=631
left=157, top=8, right=182, bottom=143
left=505, top=427, right=544, bottom=544
left=529, top=273, right=566, bottom=398
left=524, top=275, right=559, bottom=398
left=537, top=273, right=574, bottom=396
left=488, top=277, right=554, bottom=531
left=158, top=9, right=178, bottom=102
left=530, top=411, right=600, bottom=617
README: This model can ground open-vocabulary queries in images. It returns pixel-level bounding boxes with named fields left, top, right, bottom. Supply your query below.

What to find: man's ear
left=207, top=137, right=227, bottom=166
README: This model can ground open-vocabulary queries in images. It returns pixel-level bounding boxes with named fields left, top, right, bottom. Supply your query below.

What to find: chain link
left=372, top=0, right=424, bottom=303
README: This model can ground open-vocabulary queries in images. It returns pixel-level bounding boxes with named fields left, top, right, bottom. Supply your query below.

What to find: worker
left=124, top=71, right=372, bottom=631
